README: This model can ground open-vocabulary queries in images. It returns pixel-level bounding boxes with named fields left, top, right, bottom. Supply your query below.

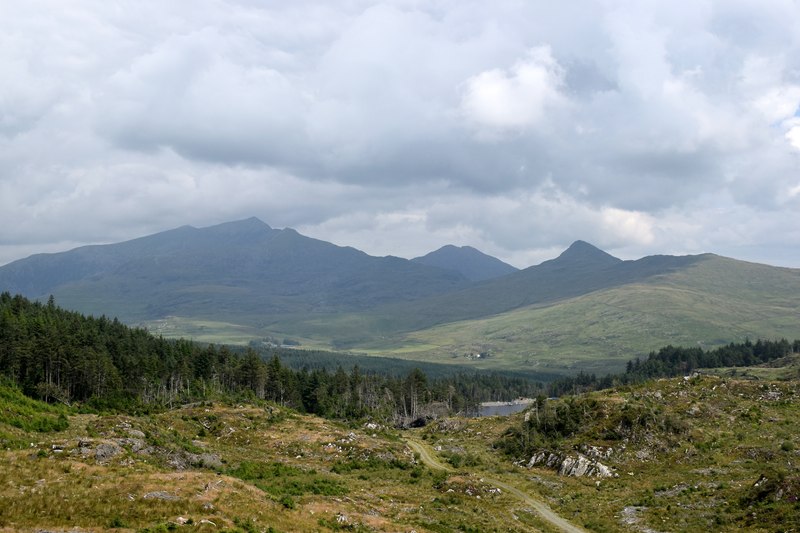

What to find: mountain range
left=0, top=218, right=473, bottom=321
left=2, top=217, right=799, bottom=374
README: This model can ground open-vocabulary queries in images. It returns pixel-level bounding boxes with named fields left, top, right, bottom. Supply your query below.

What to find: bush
left=280, top=495, right=295, bottom=509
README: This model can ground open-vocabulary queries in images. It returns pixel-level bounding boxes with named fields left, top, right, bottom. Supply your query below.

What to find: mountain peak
left=412, top=245, right=518, bottom=281
left=216, top=217, right=271, bottom=230
left=200, top=217, right=273, bottom=238
left=553, top=240, right=622, bottom=266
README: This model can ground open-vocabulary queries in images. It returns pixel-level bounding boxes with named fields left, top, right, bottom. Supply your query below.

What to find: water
left=478, top=400, right=533, bottom=417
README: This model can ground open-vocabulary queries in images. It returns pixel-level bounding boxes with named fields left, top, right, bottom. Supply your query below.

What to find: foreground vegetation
left=0, top=383, right=566, bottom=532
left=409, top=373, right=800, bottom=532
left=2, top=368, right=798, bottom=532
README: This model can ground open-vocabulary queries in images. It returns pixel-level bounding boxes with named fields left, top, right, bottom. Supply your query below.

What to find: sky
left=2, top=0, right=800, bottom=269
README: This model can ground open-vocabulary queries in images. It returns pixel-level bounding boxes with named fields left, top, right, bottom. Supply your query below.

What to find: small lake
left=478, top=400, right=534, bottom=417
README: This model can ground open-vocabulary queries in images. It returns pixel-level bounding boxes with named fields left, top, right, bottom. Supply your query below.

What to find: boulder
left=94, top=442, right=123, bottom=462
left=527, top=450, right=616, bottom=478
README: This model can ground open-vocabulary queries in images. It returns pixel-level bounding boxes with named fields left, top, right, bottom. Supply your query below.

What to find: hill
left=274, top=240, right=707, bottom=336
left=262, top=255, right=800, bottom=374
left=412, top=244, right=518, bottom=281
left=2, top=371, right=798, bottom=532
left=0, top=218, right=469, bottom=322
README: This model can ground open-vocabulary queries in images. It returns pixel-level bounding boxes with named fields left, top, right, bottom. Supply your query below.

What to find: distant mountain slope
left=269, top=255, right=800, bottom=374
left=283, top=240, right=706, bottom=337
left=412, top=245, right=518, bottom=281
left=395, top=257, right=800, bottom=373
left=259, top=242, right=718, bottom=350
left=0, top=218, right=469, bottom=321
left=5, top=221, right=799, bottom=376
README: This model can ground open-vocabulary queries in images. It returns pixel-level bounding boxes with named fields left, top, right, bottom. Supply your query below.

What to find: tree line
left=546, top=338, right=800, bottom=397
left=2, top=291, right=795, bottom=421
left=0, top=293, right=539, bottom=422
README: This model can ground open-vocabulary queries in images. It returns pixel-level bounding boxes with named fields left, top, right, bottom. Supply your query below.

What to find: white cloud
left=1, top=0, right=800, bottom=269
left=784, top=119, right=800, bottom=151
left=460, top=46, right=566, bottom=133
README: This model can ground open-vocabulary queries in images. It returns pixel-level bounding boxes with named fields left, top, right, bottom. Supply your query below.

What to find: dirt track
left=405, top=438, right=586, bottom=533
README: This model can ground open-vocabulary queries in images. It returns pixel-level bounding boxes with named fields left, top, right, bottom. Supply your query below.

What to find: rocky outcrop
left=526, top=450, right=617, bottom=478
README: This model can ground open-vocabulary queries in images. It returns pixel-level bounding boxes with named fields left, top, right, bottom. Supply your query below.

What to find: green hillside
left=259, top=256, right=800, bottom=375
left=248, top=243, right=708, bottom=346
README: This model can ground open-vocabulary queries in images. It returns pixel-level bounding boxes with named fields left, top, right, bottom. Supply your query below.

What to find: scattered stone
left=175, top=517, right=189, bottom=525
left=77, top=439, right=93, bottom=457
left=635, top=449, right=652, bottom=461
left=186, top=452, right=224, bottom=470
left=579, top=444, right=614, bottom=460
left=620, top=506, right=665, bottom=533
left=126, top=429, right=146, bottom=439
left=434, top=418, right=464, bottom=432
left=115, top=438, right=147, bottom=452
left=143, top=491, right=179, bottom=501
left=94, top=442, right=123, bottom=462
left=760, top=390, right=782, bottom=401
left=655, top=483, right=688, bottom=498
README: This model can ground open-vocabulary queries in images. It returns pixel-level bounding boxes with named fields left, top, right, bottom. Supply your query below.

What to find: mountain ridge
left=0, top=218, right=471, bottom=320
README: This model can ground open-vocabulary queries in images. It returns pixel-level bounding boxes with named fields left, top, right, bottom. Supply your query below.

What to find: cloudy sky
left=2, top=0, right=800, bottom=268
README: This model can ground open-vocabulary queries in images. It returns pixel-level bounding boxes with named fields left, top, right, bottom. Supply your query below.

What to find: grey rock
left=527, top=450, right=616, bottom=478
left=143, top=491, right=179, bottom=501
left=94, top=442, right=123, bottom=462
left=187, top=452, right=224, bottom=470
left=115, top=438, right=147, bottom=452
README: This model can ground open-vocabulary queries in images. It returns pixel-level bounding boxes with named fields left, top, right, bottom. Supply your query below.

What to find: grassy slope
left=3, top=370, right=798, bottom=532
left=702, top=354, right=800, bottom=381
left=0, top=386, right=544, bottom=532
left=415, top=373, right=800, bottom=532
left=142, top=255, right=800, bottom=376
left=325, top=256, right=800, bottom=374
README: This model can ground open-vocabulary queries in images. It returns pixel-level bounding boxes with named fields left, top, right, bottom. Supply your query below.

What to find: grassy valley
left=2, top=219, right=799, bottom=531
